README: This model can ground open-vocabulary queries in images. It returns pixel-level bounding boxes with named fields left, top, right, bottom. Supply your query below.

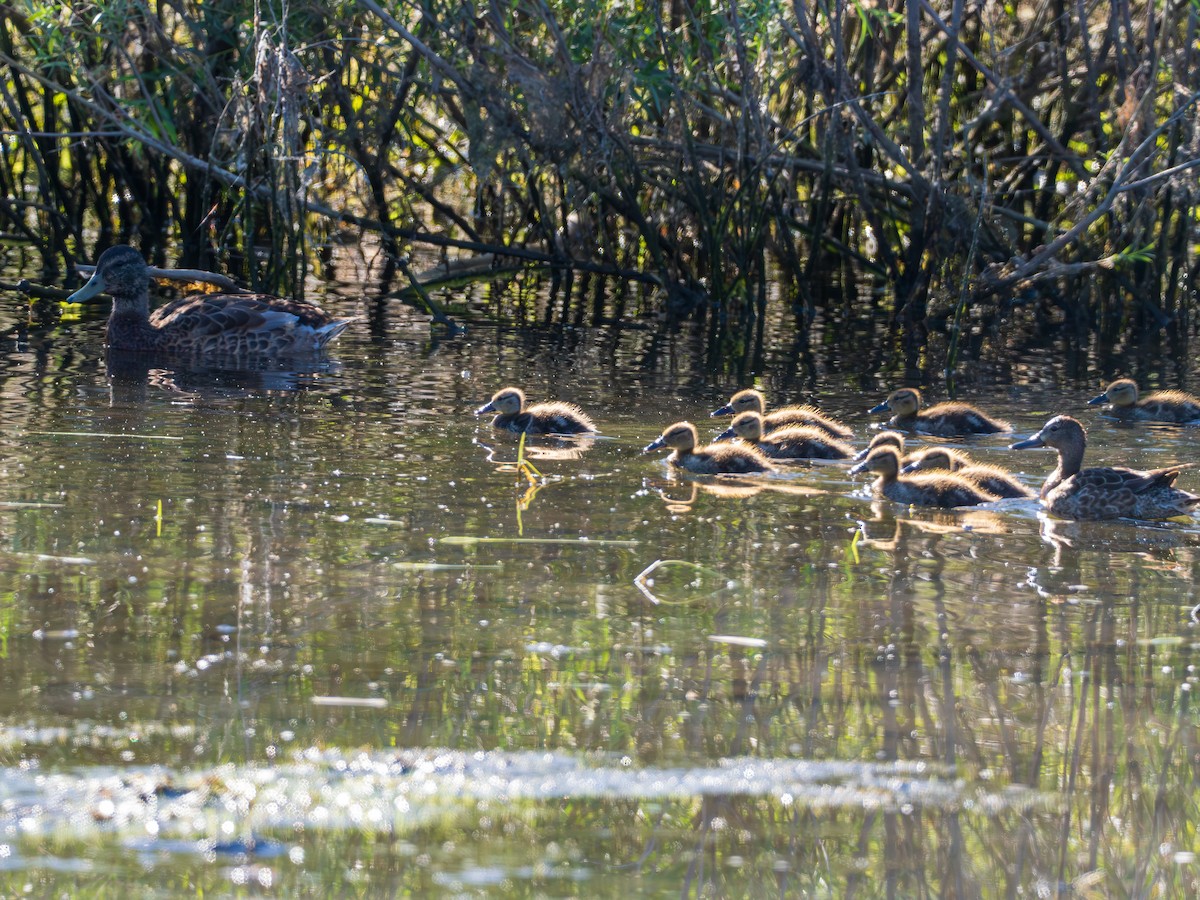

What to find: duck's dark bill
left=1010, top=435, right=1045, bottom=450
left=66, top=272, right=106, bottom=304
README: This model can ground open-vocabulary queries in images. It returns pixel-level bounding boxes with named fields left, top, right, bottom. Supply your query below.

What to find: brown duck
left=1011, top=415, right=1200, bottom=519
left=1087, top=379, right=1200, bottom=424
left=644, top=421, right=775, bottom=475
left=900, top=447, right=1034, bottom=499
left=715, top=412, right=853, bottom=460
left=67, top=245, right=357, bottom=355
left=475, top=387, right=596, bottom=435
left=870, top=388, right=1011, bottom=436
left=849, top=447, right=998, bottom=508
left=853, top=430, right=906, bottom=462
left=711, top=389, right=852, bottom=439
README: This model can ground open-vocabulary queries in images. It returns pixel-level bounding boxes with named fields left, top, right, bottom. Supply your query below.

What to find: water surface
left=2, top=267, right=1200, bottom=895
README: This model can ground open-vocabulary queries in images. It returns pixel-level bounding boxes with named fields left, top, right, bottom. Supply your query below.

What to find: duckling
left=852, top=430, right=905, bottom=463
left=869, top=388, right=1011, bottom=436
left=67, top=244, right=357, bottom=355
left=849, top=447, right=998, bottom=508
left=1087, top=378, right=1200, bottom=424
left=710, top=389, right=852, bottom=439
left=475, top=387, right=596, bottom=435
left=715, top=412, right=853, bottom=460
left=900, top=447, right=1034, bottom=499
left=644, top=421, right=775, bottom=475
left=859, top=434, right=902, bottom=465
left=1011, top=415, right=1200, bottom=520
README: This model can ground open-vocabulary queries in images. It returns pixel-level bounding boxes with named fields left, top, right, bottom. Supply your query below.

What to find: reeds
left=1, top=0, right=1197, bottom=353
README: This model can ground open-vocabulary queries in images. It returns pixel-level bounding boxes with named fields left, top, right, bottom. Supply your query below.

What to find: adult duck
left=67, top=244, right=357, bottom=355
left=644, top=421, right=774, bottom=475
left=710, top=389, right=852, bottom=439
left=475, top=387, right=596, bottom=435
left=900, top=447, right=1034, bottom=499
left=1011, top=415, right=1200, bottom=519
left=715, top=412, right=853, bottom=460
left=853, top=430, right=905, bottom=463
left=849, top=447, right=997, bottom=508
left=1087, top=379, right=1200, bottom=424
left=869, top=388, right=1011, bottom=436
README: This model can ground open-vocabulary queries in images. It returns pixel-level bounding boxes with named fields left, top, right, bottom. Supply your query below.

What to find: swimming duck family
left=900, top=447, right=1034, bottom=499
left=711, top=389, right=852, bottom=439
left=476, top=387, right=597, bottom=434
left=716, top=412, right=854, bottom=460
left=870, top=388, right=1011, bottom=436
left=68, top=245, right=357, bottom=355
left=644, top=421, right=775, bottom=474
left=464, top=383, right=1200, bottom=522
left=849, top=447, right=998, bottom=508
left=1011, top=415, right=1200, bottom=519
left=1088, top=379, right=1200, bottom=424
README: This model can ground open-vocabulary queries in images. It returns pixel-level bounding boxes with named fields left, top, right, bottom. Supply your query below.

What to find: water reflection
left=4, top=291, right=1200, bottom=893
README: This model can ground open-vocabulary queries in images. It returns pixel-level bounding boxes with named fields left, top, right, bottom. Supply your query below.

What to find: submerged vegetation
left=1, top=0, right=1198, bottom=350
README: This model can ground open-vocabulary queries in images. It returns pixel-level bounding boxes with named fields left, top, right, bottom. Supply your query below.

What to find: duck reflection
left=644, top=474, right=823, bottom=513
left=105, top=348, right=340, bottom=403
left=475, top=430, right=596, bottom=464
left=1037, top=514, right=1191, bottom=564
left=856, top=503, right=1011, bottom=550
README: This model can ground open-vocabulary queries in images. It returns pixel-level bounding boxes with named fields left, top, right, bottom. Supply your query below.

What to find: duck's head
left=870, top=388, right=921, bottom=417
left=901, top=447, right=957, bottom=474
left=715, top=411, right=764, bottom=442
left=476, top=387, right=526, bottom=417
left=849, top=446, right=901, bottom=477
left=711, top=388, right=764, bottom=417
left=853, top=430, right=904, bottom=462
left=67, top=245, right=148, bottom=310
left=1088, top=378, right=1138, bottom=408
left=644, top=421, right=698, bottom=454
left=1011, top=415, right=1086, bottom=452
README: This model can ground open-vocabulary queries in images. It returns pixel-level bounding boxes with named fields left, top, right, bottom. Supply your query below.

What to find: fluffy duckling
left=1087, top=379, right=1200, bottom=424
left=67, top=245, right=357, bottom=355
left=710, top=389, right=852, bottom=439
left=1011, top=415, right=1200, bottom=520
left=715, top=412, right=853, bottom=460
left=852, top=430, right=905, bottom=463
left=849, top=447, right=998, bottom=507
left=475, top=387, right=596, bottom=435
left=644, top=421, right=775, bottom=475
left=900, top=447, right=1034, bottom=499
left=869, top=388, right=1011, bottom=436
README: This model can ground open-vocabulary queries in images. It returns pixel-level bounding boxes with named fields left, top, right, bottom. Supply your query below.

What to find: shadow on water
left=3, top=262, right=1200, bottom=894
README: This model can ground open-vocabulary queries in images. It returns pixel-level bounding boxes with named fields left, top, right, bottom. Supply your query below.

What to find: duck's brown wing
left=1071, top=465, right=1192, bottom=495
left=150, top=293, right=342, bottom=333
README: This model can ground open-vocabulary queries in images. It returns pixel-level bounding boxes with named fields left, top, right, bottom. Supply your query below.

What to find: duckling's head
left=644, top=421, right=699, bottom=454
left=724, top=411, right=764, bottom=442
left=853, top=430, right=905, bottom=461
left=870, top=388, right=921, bottom=417
left=711, top=388, right=765, bottom=417
left=1088, top=378, right=1138, bottom=408
left=476, top=387, right=526, bottom=417
left=67, top=245, right=149, bottom=312
left=849, top=446, right=901, bottom=478
left=1010, top=415, right=1086, bottom=452
left=901, top=447, right=957, bottom=474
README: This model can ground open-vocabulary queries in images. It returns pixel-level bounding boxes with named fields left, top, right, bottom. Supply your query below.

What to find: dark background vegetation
left=1, top=0, right=1198, bottom=355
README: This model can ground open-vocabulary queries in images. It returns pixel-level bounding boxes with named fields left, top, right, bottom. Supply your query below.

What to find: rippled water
left=2, top=257, right=1200, bottom=895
